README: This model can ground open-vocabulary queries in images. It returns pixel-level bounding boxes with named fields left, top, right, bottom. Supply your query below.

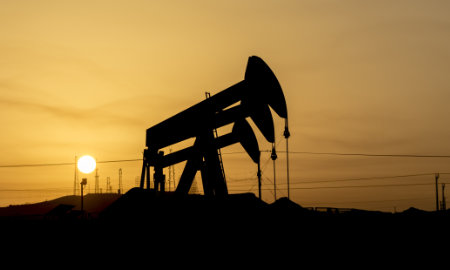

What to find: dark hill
left=0, top=193, right=121, bottom=218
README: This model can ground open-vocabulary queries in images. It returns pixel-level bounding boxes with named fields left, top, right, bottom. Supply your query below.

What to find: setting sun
left=77, top=155, right=96, bottom=174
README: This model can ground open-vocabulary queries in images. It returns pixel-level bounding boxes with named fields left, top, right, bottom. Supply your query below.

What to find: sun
left=77, top=155, right=96, bottom=174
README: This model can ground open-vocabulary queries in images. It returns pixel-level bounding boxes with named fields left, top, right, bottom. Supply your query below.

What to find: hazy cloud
left=0, top=96, right=146, bottom=127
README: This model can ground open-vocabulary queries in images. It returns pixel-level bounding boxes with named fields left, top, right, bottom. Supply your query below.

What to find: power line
left=3, top=149, right=450, bottom=168
left=228, top=171, right=450, bottom=199
left=289, top=173, right=435, bottom=185
left=224, top=150, right=450, bottom=158
left=265, top=151, right=450, bottom=159
left=0, top=158, right=141, bottom=168
left=228, top=182, right=442, bottom=192
left=287, top=182, right=437, bottom=190
left=0, top=188, right=72, bottom=192
left=98, top=159, right=141, bottom=164
left=0, top=162, right=75, bottom=168
left=228, top=173, right=439, bottom=188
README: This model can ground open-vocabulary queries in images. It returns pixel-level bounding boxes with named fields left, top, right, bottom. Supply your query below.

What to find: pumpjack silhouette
left=140, top=56, right=287, bottom=198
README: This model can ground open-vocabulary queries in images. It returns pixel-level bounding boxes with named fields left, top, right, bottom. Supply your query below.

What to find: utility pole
left=95, top=168, right=99, bottom=194
left=435, top=173, right=440, bottom=211
left=271, top=144, right=277, bottom=201
left=284, top=118, right=290, bottom=199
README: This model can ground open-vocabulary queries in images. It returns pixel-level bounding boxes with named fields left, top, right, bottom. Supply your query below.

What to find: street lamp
left=77, top=155, right=96, bottom=215
left=80, top=178, right=87, bottom=213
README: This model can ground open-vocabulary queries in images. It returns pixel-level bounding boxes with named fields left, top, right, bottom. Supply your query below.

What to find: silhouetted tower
left=153, top=151, right=166, bottom=192
left=95, top=168, right=99, bottom=194
left=167, top=149, right=177, bottom=192
left=168, top=149, right=172, bottom=191
left=171, top=162, right=176, bottom=190
left=168, top=163, right=176, bottom=191
left=107, top=177, right=112, bottom=193
left=205, top=91, right=227, bottom=183
left=74, top=156, right=79, bottom=196
left=118, top=168, right=123, bottom=194
left=168, top=165, right=172, bottom=191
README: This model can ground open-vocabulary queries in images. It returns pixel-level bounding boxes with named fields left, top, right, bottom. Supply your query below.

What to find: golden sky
left=1, top=0, right=450, bottom=211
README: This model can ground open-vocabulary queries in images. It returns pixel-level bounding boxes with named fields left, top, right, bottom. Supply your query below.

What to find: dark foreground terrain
left=1, top=187, right=450, bottom=257
left=2, top=188, right=449, bottom=231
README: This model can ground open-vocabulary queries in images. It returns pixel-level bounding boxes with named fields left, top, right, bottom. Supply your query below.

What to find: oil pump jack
left=139, top=56, right=288, bottom=198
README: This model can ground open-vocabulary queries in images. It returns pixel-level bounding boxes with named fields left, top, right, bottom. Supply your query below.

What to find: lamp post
left=77, top=155, right=96, bottom=216
left=81, top=178, right=87, bottom=213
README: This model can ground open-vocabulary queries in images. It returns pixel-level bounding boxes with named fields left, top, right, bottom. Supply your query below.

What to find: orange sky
left=1, top=0, right=450, bottom=211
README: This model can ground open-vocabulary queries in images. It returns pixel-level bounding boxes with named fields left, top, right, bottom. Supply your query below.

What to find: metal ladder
left=205, top=92, right=226, bottom=182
